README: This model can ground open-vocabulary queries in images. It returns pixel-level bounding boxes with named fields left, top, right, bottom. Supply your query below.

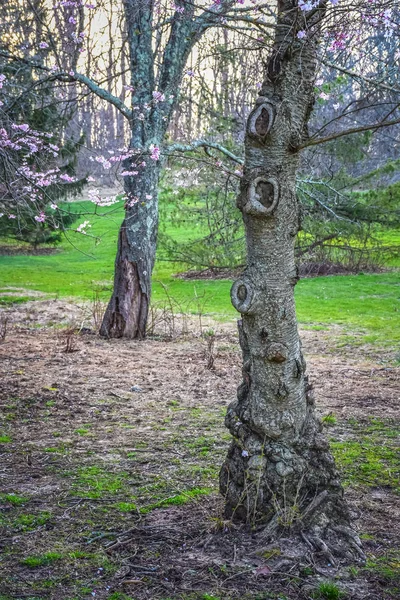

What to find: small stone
left=114, top=565, right=131, bottom=579
left=248, top=455, right=267, bottom=471
left=276, top=461, right=294, bottom=477
left=130, top=385, right=143, bottom=392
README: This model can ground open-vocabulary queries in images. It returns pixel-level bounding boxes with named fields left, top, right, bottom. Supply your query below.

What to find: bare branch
left=300, top=116, right=400, bottom=149
left=322, top=59, right=400, bottom=94
left=166, top=140, right=244, bottom=165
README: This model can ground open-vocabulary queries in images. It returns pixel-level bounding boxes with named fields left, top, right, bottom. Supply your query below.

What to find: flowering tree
left=0, top=0, right=86, bottom=245
left=0, top=81, right=84, bottom=246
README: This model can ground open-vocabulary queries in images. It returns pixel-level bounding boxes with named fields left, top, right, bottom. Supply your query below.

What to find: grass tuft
left=21, top=551, right=62, bottom=568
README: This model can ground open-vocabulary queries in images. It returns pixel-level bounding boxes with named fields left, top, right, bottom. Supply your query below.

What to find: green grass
left=0, top=295, right=33, bottom=306
left=331, top=419, right=400, bottom=492
left=0, top=195, right=399, bottom=349
left=140, top=487, right=211, bottom=514
left=322, top=413, right=337, bottom=426
left=14, top=512, right=51, bottom=531
left=114, top=501, right=137, bottom=513
left=365, top=549, right=400, bottom=582
left=312, top=581, right=345, bottom=600
left=70, top=465, right=129, bottom=499
left=21, top=551, right=62, bottom=568
left=0, top=493, right=29, bottom=506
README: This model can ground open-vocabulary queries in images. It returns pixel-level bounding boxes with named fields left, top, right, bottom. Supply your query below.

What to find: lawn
left=0, top=195, right=399, bottom=351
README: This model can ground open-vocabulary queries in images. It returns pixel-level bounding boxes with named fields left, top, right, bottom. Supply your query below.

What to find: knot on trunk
left=231, top=279, right=255, bottom=314
left=248, top=99, right=275, bottom=143
left=244, top=177, right=280, bottom=217
left=265, top=342, right=288, bottom=363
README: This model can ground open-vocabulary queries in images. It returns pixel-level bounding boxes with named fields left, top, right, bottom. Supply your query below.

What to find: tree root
left=332, top=525, right=366, bottom=561
left=306, top=534, right=337, bottom=567
left=300, top=490, right=329, bottom=525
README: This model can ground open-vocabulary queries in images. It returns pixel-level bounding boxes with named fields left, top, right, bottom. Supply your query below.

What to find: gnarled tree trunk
left=100, top=0, right=207, bottom=339
left=100, top=160, right=160, bottom=339
left=100, top=0, right=160, bottom=340
left=220, top=2, right=364, bottom=565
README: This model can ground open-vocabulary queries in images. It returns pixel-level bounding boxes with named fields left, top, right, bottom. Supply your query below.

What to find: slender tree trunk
left=100, top=160, right=160, bottom=339
left=220, top=2, right=364, bottom=564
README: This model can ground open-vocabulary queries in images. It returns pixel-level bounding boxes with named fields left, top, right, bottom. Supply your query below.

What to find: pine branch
left=0, top=51, right=132, bottom=120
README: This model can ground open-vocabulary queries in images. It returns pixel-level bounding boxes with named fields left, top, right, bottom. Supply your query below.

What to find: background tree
left=0, top=0, right=85, bottom=247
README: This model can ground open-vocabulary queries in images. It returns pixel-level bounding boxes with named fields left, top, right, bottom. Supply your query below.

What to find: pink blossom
left=60, top=173, right=76, bottom=182
left=94, top=156, right=112, bottom=169
left=127, top=196, right=139, bottom=207
left=0, top=74, right=6, bottom=88
left=8, top=214, right=16, bottom=219
left=50, top=203, right=58, bottom=210
left=186, top=69, right=195, bottom=77
left=35, top=212, right=46, bottom=223
left=149, top=145, right=160, bottom=161
left=39, top=42, right=49, bottom=49
left=76, top=220, right=91, bottom=233
left=297, top=30, right=306, bottom=39
left=298, top=0, right=315, bottom=10
left=152, top=90, right=165, bottom=103
left=145, top=194, right=153, bottom=200
left=12, top=123, right=30, bottom=132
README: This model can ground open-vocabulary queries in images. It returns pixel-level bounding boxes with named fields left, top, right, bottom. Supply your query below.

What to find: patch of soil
left=176, top=261, right=382, bottom=281
left=0, top=244, right=60, bottom=256
left=176, top=267, right=243, bottom=280
left=0, top=302, right=399, bottom=599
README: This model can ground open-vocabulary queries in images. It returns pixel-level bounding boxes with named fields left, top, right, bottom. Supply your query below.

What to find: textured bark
left=100, top=0, right=208, bottom=339
left=100, top=162, right=160, bottom=339
left=100, top=0, right=159, bottom=340
left=220, top=2, right=364, bottom=564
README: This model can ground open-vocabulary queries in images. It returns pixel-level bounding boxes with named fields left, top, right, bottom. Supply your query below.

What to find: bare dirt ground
left=0, top=300, right=399, bottom=600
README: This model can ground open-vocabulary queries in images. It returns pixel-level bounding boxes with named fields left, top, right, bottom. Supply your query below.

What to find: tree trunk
left=220, top=3, right=364, bottom=564
left=100, top=161, right=160, bottom=339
